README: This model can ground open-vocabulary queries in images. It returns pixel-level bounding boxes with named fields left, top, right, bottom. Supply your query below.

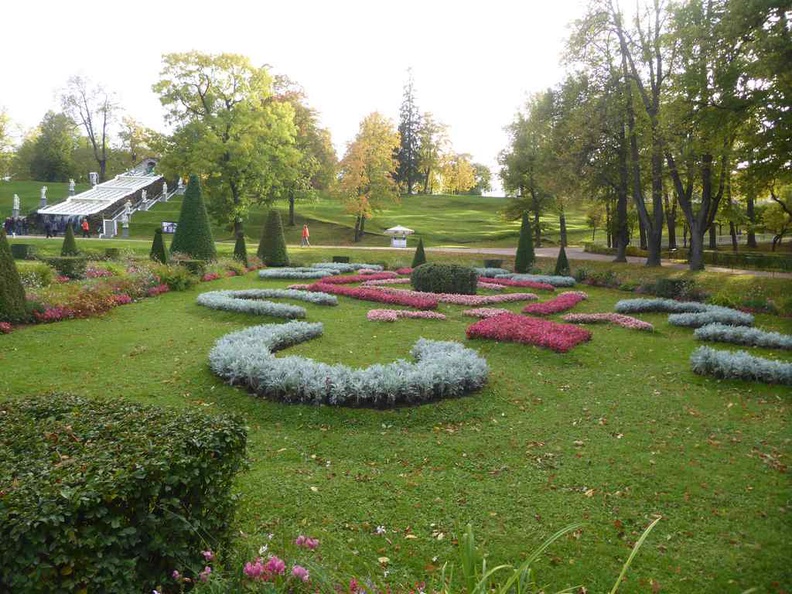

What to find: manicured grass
left=0, top=180, right=92, bottom=216
left=1, top=264, right=790, bottom=591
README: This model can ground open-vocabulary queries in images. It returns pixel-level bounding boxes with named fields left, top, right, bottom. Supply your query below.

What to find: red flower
left=466, top=313, right=591, bottom=353
left=306, top=282, right=438, bottom=309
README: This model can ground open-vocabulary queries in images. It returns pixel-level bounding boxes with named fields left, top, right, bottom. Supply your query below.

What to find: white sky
left=2, top=0, right=587, bottom=192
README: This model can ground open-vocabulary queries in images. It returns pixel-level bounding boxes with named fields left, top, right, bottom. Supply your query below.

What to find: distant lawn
left=0, top=180, right=92, bottom=215
left=0, top=263, right=789, bottom=592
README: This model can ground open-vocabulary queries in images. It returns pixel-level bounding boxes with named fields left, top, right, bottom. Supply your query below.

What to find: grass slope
left=1, top=268, right=790, bottom=592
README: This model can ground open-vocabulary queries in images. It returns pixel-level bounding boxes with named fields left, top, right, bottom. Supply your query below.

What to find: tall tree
left=336, top=112, right=400, bottom=242
left=396, top=69, right=421, bottom=196
left=416, top=112, right=448, bottom=194
left=153, top=52, right=297, bottom=235
left=118, top=117, right=162, bottom=167
left=440, top=152, right=477, bottom=195
left=0, top=109, right=13, bottom=179
left=30, top=112, right=78, bottom=182
left=465, top=163, right=492, bottom=195
left=61, top=75, right=118, bottom=182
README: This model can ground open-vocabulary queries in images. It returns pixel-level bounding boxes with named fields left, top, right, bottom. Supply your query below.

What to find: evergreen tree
left=170, top=174, right=216, bottom=260
left=0, top=229, right=28, bottom=323
left=396, top=69, right=421, bottom=196
left=150, top=228, right=168, bottom=264
left=257, top=210, right=289, bottom=267
left=554, top=244, right=570, bottom=276
left=514, top=212, right=535, bottom=273
left=411, top=237, right=427, bottom=268
left=61, top=223, right=79, bottom=256
left=233, top=232, right=249, bottom=268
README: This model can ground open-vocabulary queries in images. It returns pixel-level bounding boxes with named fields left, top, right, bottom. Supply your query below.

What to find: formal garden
left=0, top=175, right=789, bottom=593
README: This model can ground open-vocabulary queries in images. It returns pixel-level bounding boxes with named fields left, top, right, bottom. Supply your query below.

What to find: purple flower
left=171, top=570, right=181, bottom=580
left=264, top=555, right=286, bottom=575
left=202, top=550, right=215, bottom=562
left=198, top=566, right=212, bottom=582
left=292, top=564, right=310, bottom=582
left=244, top=558, right=265, bottom=580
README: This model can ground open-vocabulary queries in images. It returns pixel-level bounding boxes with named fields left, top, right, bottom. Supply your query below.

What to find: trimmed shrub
left=233, top=232, right=248, bottom=268
left=104, top=247, right=120, bottom=260
left=0, top=229, right=28, bottom=323
left=176, top=259, right=207, bottom=277
left=514, top=212, right=535, bottom=273
left=60, top=224, right=79, bottom=256
left=46, top=256, right=87, bottom=280
left=170, top=174, right=217, bottom=261
left=412, top=238, right=427, bottom=268
left=0, top=394, right=247, bottom=593
left=332, top=255, right=350, bottom=263
left=411, top=263, right=478, bottom=295
left=694, top=323, right=792, bottom=350
left=690, top=346, right=792, bottom=385
left=10, top=244, right=37, bottom=260
left=149, top=228, right=168, bottom=264
left=668, top=306, right=754, bottom=328
left=257, top=210, right=290, bottom=267
left=554, top=244, right=570, bottom=276
left=209, top=321, right=488, bottom=406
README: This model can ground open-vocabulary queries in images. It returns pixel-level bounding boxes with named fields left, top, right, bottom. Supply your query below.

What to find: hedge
left=690, top=346, right=792, bottom=385
left=45, top=256, right=88, bottom=280
left=0, top=395, right=246, bottom=593
left=259, top=267, right=335, bottom=280
left=411, top=263, right=478, bottom=295
left=209, top=321, right=489, bottom=406
left=693, top=323, right=792, bottom=350
left=667, top=306, right=754, bottom=328
left=196, top=289, right=337, bottom=318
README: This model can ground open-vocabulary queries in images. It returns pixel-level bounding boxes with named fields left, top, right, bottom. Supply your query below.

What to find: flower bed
left=371, top=286, right=538, bottom=307
left=360, top=278, right=411, bottom=287
left=694, top=323, right=792, bottom=350
left=0, top=322, right=13, bottom=334
left=367, top=309, right=447, bottom=322
left=522, top=291, right=588, bottom=315
left=614, top=298, right=710, bottom=314
left=497, top=273, right=577, bottom=287
left=196, top=289, right=337, bottom=319
left=258, top=268, right=336, bottom=280
left=209, top=321, right=488, bottom=406
left=477, top=281, right=506, bottom=291
left=311, top=262, right=384, bottom=273
left=690, top=346, right=792, bottom=385
left=318, top=272, right=398, bottom=285
left=306, top=283, right=439, bottom=309
left=668, top=306, right=754, bottom=328
left=466, top=313, right=592, bottom=353
left=474, top=267, right=512, bottom=278
left=463, top=308, right=512, bottom=319
left=395, top=267, right=413, bottom=275
left=483, top=277, right=555, bottom=291
left=561, top=313, right=654, bottom=332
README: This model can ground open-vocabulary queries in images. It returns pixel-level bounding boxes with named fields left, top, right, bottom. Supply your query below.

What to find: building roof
left=39, top=173, right=163, bottom=217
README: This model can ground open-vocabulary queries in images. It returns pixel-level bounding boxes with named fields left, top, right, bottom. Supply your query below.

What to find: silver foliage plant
left=614, top=298, right=710, bottom=313
left=311, top=263, right=384, bottom=272
left=196, top=289, right=338, bottom=318
left=690, top=346, right=792, bottom=385
left=668, top=306, right=754, bottom=328
left=209, top=321, right=489, bottom=406
left=258, top=268, right=337, bottom=279
left=474, top=267, right=511, bottom=278
left=496, top=273, right=577, bottom=287
left=694, top=323, right=792, bottom=350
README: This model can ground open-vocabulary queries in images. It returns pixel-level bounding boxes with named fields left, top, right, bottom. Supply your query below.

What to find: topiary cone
left=150, top=228, right=168, bottom=264
left=0, top=229, right=29, bottom=323
left=258, top=210, right=289, bottom=267
left=61, top=224, right=79, bottom=256
left=514, top=211, right=535, bottom=273
left=233, top=232, right=248, bottom=268
left=554, top=244, right=570, bottom=276
left=411, top=237, right=426, bottom=268
left=170, top=174, right=216, bottom=261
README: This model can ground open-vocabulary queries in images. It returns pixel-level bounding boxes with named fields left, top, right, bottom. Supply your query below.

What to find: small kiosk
left=384, top=225, right=415, bottom=248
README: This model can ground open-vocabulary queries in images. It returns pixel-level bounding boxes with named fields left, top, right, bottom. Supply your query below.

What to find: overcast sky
left=2, top=0, right=587, bottom=192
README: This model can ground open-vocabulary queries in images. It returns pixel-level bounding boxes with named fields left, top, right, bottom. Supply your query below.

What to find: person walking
left=44, top=220, right=53, bottom=238
left=81, top=218, right=90, bottom=238
left=301, top=224, right=311, bottom=247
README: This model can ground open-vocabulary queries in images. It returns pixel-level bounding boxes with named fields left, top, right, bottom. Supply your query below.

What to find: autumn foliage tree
left=336, top=113, right=400, bottom=242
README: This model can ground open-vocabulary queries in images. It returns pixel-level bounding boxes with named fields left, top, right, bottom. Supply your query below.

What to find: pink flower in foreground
left=395, top=267, right=413, bottom=275
left=561, top=312, right=654, bottom=331
left=467, top=313, right=592, bottom=353
left=0, top=322, right=13, bottom=334
left=292, top=564, right=310, bottom=582
left=198, top=566, right=212, bottom=582
left=367, top=309, right=446, bottom=322
left=477, top=281, right=506, bottom=291
left=360, top=277, right=411, bottom=287
left=243, top=558, right=265, bottom=580
left=522, top=291, right=588, bottom=315
left=202, top=550, right=215, bottom=562
left=463, top=308, right=512, bottom=319
left=295, top=535, right=320, bottom=549
left=264, top=556, right=286, bottom=575
left=307, top=282, right=438, bottom=309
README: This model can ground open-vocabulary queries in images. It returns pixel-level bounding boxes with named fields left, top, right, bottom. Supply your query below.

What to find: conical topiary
left=257, top=210, right=289, bottom=267
left=554, top=244, right=570, bottom=276
left=233, top=232, right=248, bottom=268
left=411, top=237, right=426, bottom=268
left=170, top=174, right=216, bottom=261
left=0, top=229, right=28, bottom=323
left=514, top=212, right=535, bottom=273
left=61, top=223, right=79, bottom=256
left=150, top=228, right=168, bottom=264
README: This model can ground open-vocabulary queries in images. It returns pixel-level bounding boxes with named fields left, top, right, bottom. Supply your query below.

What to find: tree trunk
left=359, top=216, right=366, bottom=238
left=353, top=215, right=361, bottom=242
left=639, top=218, right=647, bottom=251
left=729, top=221, right=738, bottom=252
left=605, top=201, right=612, bottom=248
left=688, top=221, right=706, bottom=271
left=663, top=191, right=677, bottom=249
left=233, top=218, right=243, bottom=236
left=683, top=223, right=688, bottom=248
left=746, top=195, right=757, bottom=248
left=532, top=201, right=541, bottom=247
left=288, top=189, right=295, bottom=226
left=708, top=225, right=717, bottom=249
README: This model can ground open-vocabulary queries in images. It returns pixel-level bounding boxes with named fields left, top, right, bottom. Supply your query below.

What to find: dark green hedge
left=10, top=244, right=37, bottom=260
left=411, top=263, right=478, bottom=295
left=0, top=395, right=247, bottom=594
left=45, top=256, right=87, bottom=279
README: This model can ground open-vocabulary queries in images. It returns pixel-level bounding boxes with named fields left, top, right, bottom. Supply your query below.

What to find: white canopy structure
left=38, top=173, right=163, bottom=217
left=384, top=225, right=415, bottom=236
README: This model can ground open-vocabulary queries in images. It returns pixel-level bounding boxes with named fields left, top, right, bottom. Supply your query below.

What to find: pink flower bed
left=463, top=307, right=512, bottom=318
left=0, top=322, right=12, bottom=334
left=372, top=286, right=538, bottom=306
left=367, top=309, right=447, bottom=322
left=484, top=277, right=555, bottom=291
left=33, top=306, right=76, bottom=323
left=395, top=267, right=413, bottom=275
left=522, top=291, right=588, bottom=315
left=201, top=272, right=222, bottom=282
left=307, top=282, right=438, bottom=309
left=146, top=284, right=170, bottom=297
left=561, top=312, right=654, bottom=331
left=287, top=283, right=311, bottom=290
left=477, top=281, right=506, bottom=291
left=110, top=294, right=133, bottom=306
left=85, top=267, right=115, bottom=279
left=318, top=272, right=398, bottom=285
left=467, top=313, right=592, bottom=353
left=360, top=278, right=411, bottom=287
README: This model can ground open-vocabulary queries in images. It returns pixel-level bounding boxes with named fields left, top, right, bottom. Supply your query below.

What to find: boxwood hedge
left=0, top=395, right=247, bottom=593
left=411, top=263, right=478, bottom=295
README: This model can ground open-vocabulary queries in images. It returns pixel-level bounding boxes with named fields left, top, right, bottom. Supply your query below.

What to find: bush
left=45, top=256, right=87, bottom=280
left=554, top=244, right=570, bottom=276
left=514, top=212, right=535, bottom=273
left=60, top=224, right=79, bottom=256
left=152, top=264, right=197, bottom=291
left=150, top=228, right=168, bottom=264
left=332, top=255, right=350, bottom=263
left=694, top=323, right=792, bottom=350
left=411, top=238, right=427, bottom=268
left=483, top=259, right=503, bottom=268
left=0, top=229, right=29, bottom=323
left=170, top=174, right=217, bottom=261
left=176, top=259, right=207, bottom=277
left=690, top=346, right=792, bottom=385
left=0, top=394, right=247, bottom=593
left=10, top=244, right=37, bottom=260
left=16, top=261, right=55, bottom=289
left=257, top=209, right=290, bottom=267
left=411, top=263, right=478, bottom=295
left=233, top=232, right=248, bottom=268
left=104, top=247, right=120, bottom=260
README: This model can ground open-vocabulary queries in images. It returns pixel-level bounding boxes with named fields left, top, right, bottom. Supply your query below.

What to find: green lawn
left=1, top=257, right=790, bottom=592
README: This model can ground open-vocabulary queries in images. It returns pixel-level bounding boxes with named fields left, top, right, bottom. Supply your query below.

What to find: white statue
left=177, top=177, right=183, bottom=189
left=163, top=181, right=169, bottom=196
left=13, top=194, right=20, bottom=210
left=124, top=199, right=132, bottom=215
left=41, top=186, right=47, bottom=200
left=69, top=179, right=75, bottom=192
left=141, top=189, right=147, bottom=202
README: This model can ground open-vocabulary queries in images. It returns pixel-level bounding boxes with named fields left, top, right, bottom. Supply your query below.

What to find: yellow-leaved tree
left=336, top=112, right=400, bottom=242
